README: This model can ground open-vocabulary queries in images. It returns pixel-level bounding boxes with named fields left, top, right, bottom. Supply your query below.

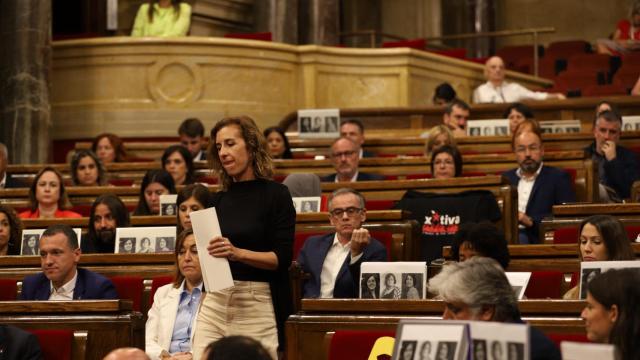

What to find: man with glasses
left=297, top=188, right=387, bottom=298
left=503, top=126, right=575, bottom=244
left=584, top=110, right=639, bottom=201
left=322, top=137, right=383, bottom=182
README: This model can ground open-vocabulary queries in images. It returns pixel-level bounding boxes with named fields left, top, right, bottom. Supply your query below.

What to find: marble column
left=341, top=0, right=381, bottom=47
left=254, top=0, right=299, bottom=44
left=298, top=0, right=340, bottom=45
left=0, top=0, right=52, bottom=164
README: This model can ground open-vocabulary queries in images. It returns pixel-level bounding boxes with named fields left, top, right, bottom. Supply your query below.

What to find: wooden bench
left=0, top=300, right=143, bottom=360
left=540, top=203, right=640, bottom=243
left=285, top=299, right=586, bottom=360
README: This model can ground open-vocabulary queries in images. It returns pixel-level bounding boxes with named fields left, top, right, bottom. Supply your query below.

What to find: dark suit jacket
left=297, top=233, right=387, bottom=298
left=504, top=165, right=576, bottom=244
left=2, top=174, right=25, bottom=189
left=322, top=172, right=385, bottom=182
left=0, top=325, right=42, bottom=360
left=20, top=267, right=119, bottom=300
left=362, top=150, right=376, bottom=158
left=584, top=142, right=639, bottom=199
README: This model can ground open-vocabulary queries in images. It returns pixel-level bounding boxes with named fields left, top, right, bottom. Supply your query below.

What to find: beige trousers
left=191, top=281, right=278, bottom=360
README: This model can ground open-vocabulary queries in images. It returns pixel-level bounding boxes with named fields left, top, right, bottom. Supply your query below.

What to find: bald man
left=103, top=348, right=150, bottom=360
left=472, top=56, right=565, bottom=104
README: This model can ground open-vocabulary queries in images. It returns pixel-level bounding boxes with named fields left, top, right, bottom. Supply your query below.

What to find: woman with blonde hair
left=425, top=125, right=456, bottom=157
left=192, top=116, right=295, bottom=359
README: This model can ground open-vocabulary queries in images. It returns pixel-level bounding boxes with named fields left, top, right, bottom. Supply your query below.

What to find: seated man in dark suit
left=0, top=143, right=24, bottom=189
left=82, top=194, right=130, bottom=254
left=297, top=188, right=387, bottom=298
left=20, top=224, right=118, bottom=300
left=0, top=325, right=43, bottom=360
left=322, top=137, right=384, bottom=182
left=584, top=110, right=639, bottom=200
left=503, top=124, right=575, bottom=244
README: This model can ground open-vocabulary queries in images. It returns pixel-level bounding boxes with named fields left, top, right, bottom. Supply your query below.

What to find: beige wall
left=381, top=0, right=441, bottom=40
left=495, top=0, right=632, bottom=48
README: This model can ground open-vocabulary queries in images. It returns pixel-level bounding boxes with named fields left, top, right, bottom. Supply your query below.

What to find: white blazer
left=145, top=282, right=201, bottom=359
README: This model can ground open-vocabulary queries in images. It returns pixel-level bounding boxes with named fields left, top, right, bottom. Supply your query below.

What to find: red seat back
left=382, top=38, right=426, bottom=50
left=626, top=225, right=640, bottom=242
left=328, top=330, right=395, bottom=360
left=524, top=271, right=564, bottom=299
left=150, top=275, right=174, bottom=306
left=547, top=333, right=590, bottom=349
left=553, top=227, right=579, bottom=244
left=365, top=200, right=396, bottom=211
left=582, top=84, right=628, bottom=97
left=369, top=231, right=393, bottom=261
left=0, top=279, right=17, bottom=300
left=110, top=276, right=143, bottom=311
left=224, top=32, right=272, bottom=41
left=70, top=205, right=92, bottom=217
left=30, top=329, right=73, bottom=360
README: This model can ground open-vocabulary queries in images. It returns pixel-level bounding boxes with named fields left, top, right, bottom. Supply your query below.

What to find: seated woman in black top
left=430, top=145, right=463, bottom=179
left=192, top=116, right=295, bottom=360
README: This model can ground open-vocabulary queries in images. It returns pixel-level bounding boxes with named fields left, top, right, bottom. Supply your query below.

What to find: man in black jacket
left=0, top=325, right=42, bottom=360
left=322, top=137, right=383, bottom=182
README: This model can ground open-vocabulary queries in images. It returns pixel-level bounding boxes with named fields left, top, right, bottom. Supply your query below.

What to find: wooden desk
left=0, top=300, right=144, bottom=360
left=285, top=299, right=585, bottom=360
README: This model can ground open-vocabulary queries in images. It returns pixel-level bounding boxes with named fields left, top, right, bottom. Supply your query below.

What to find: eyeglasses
left=329, top=207, right=362, bottom=217
left=331, top=150, right=357, bottom=158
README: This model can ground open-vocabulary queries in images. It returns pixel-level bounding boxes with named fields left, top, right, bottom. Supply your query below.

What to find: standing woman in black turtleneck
left=191, top=116, right=295, bottom=360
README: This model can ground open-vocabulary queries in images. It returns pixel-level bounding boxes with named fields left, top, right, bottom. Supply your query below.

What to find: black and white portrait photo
left=623, top=122, right=633, bottom=131
left=491, top=340, right=504, bottom=360
left=161, top=203, right=176, bottom=216
left=381, top=273, right=401, bottom=299
left=495, top=126, right=508, bottom=136
left=360, top=273, right=380, bottom=299
left=470, top=127, right=481, bottom=136
left=311, top=116, right=323, bottom=132
left=435, top=341, right=456, bottom=360
left=401, top=273, right=423, bottom=299
left=636, top=122, right=640, bottom=131
left=118, top=237, right=136, bottom=254
left=554, top=126, right=565, bottom=134
left=581, top=268, right=601, bottom=299
left=300, top=200, right=318, bottom=213
left=137, top=237, right=154, bottom=254
left=156, top=237, right=174, bottom=252
left=21, top=234, right=40, bottom=255
left=418, top=340, right=433, bottom=360
left=506, top=342, right=524, bottom=360
left=482, top=126, right=492, bottom=136
left=299, top=116, right=312, bottom=133
left=325, top=116, right=339, bottom=133
left=473, top=339, right=488, bottom=360
left=399, top=340, right=417, bottom=360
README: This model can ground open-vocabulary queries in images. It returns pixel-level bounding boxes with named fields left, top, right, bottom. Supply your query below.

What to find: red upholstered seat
left=567, top=53, right=612, bottom=73
left=582, top=84, right=628, bottom=97
left=369, top=231, right=393, bottom=261
left=328, top=330, right=396, bottom=360
left=108, top=179, right=134, bottom=186
left=555, top=69, right=602, bottom=94
left=626, top=225, right=640, bottom=242
left=110, top=276, right=144, bottom=311
left=406, top=173, right=431, bottom=180
left=29, top=329, right=74, bottom=360
left=547, top=333, right=590, bottom=349
left=613, top=66, right=640, bottom=90
left=524, top=271, right=564, bottom=299
left=553, top=227, right=579, bottom=244
left=0, top=279, right=17, bottom=300
left=569, top=272, right=579, bottom=288
left=382, top=38, right=426, bottom=50
left=150, top=275, right=174, bottom=306
left=224, top=32, right=272, bottom=41
left=546, top=40, right=591, bottom=59
left=427, top=48, right=467, bottom=59
left=70, top=205, right=92, bottom=217
left=383, top=175, right=398, bottom=180
left=365, top=200, right=396, bottom=211
left=496, top=45, right=543, bottom=70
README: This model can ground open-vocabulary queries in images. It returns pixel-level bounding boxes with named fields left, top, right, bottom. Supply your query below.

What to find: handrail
left=340, top=27, right=556, bottom=77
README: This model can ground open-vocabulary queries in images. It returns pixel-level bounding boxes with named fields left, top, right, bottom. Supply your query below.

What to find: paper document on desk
left=190, top=208, right=234, bottom=292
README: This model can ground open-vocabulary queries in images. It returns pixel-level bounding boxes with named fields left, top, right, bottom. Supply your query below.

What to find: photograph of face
left=156, top=237, right=174, bottom=252
left=473, top=340, right=487, bottom=360
left=419, top=341, right=432, bottom=360
left=491, top=340, right=503, bottom=360
left=21, top=234, right=40, bottom=255
left=435, top=341, right=456, bottom=360
left=482, top=126, right=492, bottom=136
left=161, top=203, right=176, bottom=216
left=401, top=273, right=423, bottom=299
left=554, top=127, right=565, bottom=134
left=300, top=200, right=318, bottom=213
left=325, top=116, right=339, bottom=133
left=580, top=268, right=601, bottom=299
left=566, top=127, right=580, bottom=133
left=495, top=126, right=508, bottom=136
left=119, top=237, right=136, bottom=254
left=299, top=117, right=312, bottom=133
left=138, top=237, right=153, bottom=253
left=636, top=123, right=640, bottom=131
left=381, top=273, right=401, bottom=299
left=311, top=116, right=323, bottom=132
left=623, top=123, right=632, bottom=131
left=360, top=273, right=379, bottom=299
left=469, top=127, right=481, bottom=136
left=506, top=342, right=524, bottom=360
left=540, top=127, right=553, bottom=134
left=399, top=340, right=417, bottom=360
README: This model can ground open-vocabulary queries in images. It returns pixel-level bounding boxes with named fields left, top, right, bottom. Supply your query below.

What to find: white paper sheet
left=506, top=272, right=532, bottom=300
left=561, top=341, right=616, bottom=360
left=190, top=208, right=234, bottom=292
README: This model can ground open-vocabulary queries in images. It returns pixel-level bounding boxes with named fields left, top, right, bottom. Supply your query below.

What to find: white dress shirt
left=334, top=171, right=359, bottom=183
left=319, top=234, right=363, bottom=298
left=516, top=163, right=544, bottom=228
left=49, top=269, right=78, bottom=300
left=0, top=173, right=6, bottom=188
left=473, top=81, right=549, bottom=104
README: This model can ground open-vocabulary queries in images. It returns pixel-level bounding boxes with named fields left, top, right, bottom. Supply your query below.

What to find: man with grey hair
left=322, top=137, right=384, bottom=182
left=429, top=257, right=560, bottom=360
left=20, top=224, right=118, bottom=300
left=0, top=142, right=24, bottom=188
left=297, top=188, right=387, bottom=298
